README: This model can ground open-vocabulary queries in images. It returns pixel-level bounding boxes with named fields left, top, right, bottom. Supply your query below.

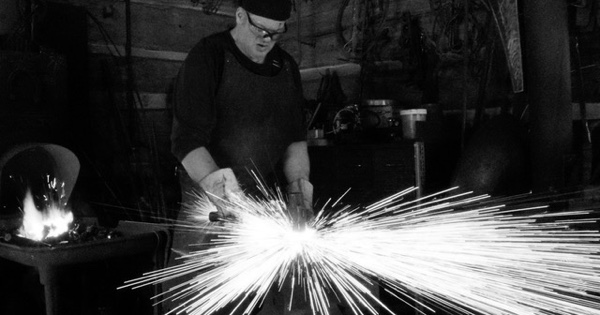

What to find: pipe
left=461, top=0, right=469, bottom=151
left=523, top=0, right=572, bottom=192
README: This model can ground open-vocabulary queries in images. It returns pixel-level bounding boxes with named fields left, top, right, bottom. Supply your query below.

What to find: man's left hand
left=287, top=178, right=313, bottom=211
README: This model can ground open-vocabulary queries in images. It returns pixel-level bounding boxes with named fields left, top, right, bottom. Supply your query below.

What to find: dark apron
left=166, top=51, right=313, bottom=314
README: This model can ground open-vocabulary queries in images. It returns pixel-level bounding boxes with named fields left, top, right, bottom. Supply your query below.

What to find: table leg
left=38, top=266, right=59, bottom=315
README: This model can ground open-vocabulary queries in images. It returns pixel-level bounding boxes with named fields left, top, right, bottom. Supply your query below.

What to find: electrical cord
left=295, top=0, right=303, bottom=66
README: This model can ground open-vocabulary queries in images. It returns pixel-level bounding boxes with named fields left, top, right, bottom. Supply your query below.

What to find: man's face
left=238, top=8, right=287, bottom=62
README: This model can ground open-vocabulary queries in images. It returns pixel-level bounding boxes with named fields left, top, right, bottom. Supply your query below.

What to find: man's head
left=232, top=0, right=291, bottom=63
left=240, top=0, right=291, bottom=21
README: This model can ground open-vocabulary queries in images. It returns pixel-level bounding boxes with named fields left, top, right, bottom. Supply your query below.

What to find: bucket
left=400, top=109, right=427, bottom=139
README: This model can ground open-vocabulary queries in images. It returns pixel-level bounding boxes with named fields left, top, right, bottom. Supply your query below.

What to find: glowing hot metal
left=122, top=186, right=600, bottom=315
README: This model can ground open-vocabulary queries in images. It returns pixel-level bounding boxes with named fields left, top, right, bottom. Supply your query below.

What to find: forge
left=0, top=216, right=169, bottom=315
left=0, top=144, right=169, bottom=315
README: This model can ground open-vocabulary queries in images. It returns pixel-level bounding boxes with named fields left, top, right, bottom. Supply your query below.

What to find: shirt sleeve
left=284, top=51, right=308, bottom=142
left=171, top=37, right=223, bottom=162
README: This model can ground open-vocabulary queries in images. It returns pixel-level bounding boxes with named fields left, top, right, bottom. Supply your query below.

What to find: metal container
left=361, top=99, right=396, bottom=129
left=400, top=109, right=427, bottom=139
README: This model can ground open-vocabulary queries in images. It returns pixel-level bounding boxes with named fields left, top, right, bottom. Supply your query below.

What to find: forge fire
left=18, top=190, right=73, bottom=241
left=1, top=181, right=120, bottom=247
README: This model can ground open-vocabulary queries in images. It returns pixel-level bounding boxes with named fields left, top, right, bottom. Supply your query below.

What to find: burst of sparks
left=121, top=185, right=600, bottom=315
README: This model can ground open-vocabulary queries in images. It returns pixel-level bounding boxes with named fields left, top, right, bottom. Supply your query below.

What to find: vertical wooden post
left=523, top=0, right=573, bottom=192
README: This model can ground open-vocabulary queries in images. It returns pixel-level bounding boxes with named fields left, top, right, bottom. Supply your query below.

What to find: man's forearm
left=283, top=141, right=310, bottom=183
left=181, top=147, right=220, bottom=183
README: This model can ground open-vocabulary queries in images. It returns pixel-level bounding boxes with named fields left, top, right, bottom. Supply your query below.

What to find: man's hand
left=287, top=178, right=315, bottom=229
left=287, top=178, right=313, bottom=211
left=199, top=168, right=242, bottom=221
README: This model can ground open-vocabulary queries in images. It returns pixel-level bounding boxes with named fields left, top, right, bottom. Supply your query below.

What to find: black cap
left=241, top=0, right=291, bottom=21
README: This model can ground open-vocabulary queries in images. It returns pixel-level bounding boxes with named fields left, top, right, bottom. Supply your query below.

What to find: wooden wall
left=22, top=0, right=437, bottom=219
left=70, top=0, right=437, bottom=105
left=48, top=0, right=441, bottom=160
left=39, top=0, right=519, bottom=219
left=2, top=0, right=598, bottom=219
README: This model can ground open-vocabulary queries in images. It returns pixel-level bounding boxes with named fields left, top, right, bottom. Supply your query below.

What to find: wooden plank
left=54, top=0, right=235, bottom=16
left=130, top=57, right=181, bottom=92
left=58, top=0, right=435, bottom=62
left=109, top=78, right=369, bottom=110
left=288, top=0, right=431, bottom=38
left=89, top=43, right=187, bottom=61
left=444, top=103, right=600, bottom=121
left=281, top=31, right=354, bottom=69
left=88, top=54, right=181, bottom=93
left=282, top=3, right=437, bottom=69
left=133, top=108, right=174, bottom=158
left=573, top=103, right=600, bottom=121
left=77, top=0, right=440, bottom=103
left=97, top=90, right=166, bottom=110
left=302, top=72, right=361, bottom=101
left=136, top=93, right=169, bottom=109
left=130, top=0, right=236, bottom=16
left=116, top=92, right=169, bottom=109
left=300, top=63, right=360, bottom=81
left=88, top=42, right=356, bottom=94
left=89, top=35, right=347, bottom=70
left=81, top=0, right=436, bottom=69
left=80, top=0, right=435, bottom=62
left=88, top=33, right=351, bottom=73
left=85, top=1, right=233, bottom=52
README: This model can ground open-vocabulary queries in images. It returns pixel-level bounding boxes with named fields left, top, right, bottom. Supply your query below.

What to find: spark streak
left=122, top=186, right=600, bottom=315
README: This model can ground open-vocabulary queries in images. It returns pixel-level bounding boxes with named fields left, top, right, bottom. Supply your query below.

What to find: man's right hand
left=198, top=168, right=242, bottom=221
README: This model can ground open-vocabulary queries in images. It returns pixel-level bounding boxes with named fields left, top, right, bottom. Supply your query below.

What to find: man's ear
left=235, top=7, right=244, bottom=24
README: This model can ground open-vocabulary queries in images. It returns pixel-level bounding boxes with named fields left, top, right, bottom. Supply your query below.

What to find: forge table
left=0, top=220, right=170, bottom=315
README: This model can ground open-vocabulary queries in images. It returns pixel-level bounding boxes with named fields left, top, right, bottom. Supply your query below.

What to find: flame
left=18, top=190, right=74, bottom=241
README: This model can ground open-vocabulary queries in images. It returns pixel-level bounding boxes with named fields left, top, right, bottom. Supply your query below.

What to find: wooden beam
left=299, top=63, right=360, bottom=81
left=573, top=103, right=600, bottom=120
left=130, top=0, right=236, bottom=17
left=442, top=103, right=600, bottom=121
left=89, top=42, right=360, bottom=79
left=86, top=1, right=233, bottom=53
left=89, top=43, right=187, bottom=61
left=134, top=92, right=169, bottom=109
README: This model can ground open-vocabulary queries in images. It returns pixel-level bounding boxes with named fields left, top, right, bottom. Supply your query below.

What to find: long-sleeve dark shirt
left=171, top=30, right=306, bottom=190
